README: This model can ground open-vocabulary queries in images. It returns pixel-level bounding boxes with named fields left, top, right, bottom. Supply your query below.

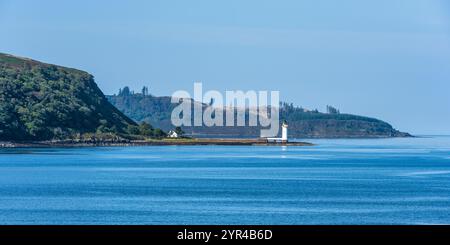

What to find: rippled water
left=0, top=136, right=449, bottom=224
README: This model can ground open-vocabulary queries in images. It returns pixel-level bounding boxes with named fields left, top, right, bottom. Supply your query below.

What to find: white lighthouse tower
left=266, top=121, right=289, bottom=144
left=281, top=121, right=288, bottom=143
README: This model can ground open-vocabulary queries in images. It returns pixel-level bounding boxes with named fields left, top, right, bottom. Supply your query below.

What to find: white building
left=267, top=122, right=288, bottom=143
left=281, top=122, right=288, bottom=141
left=167, top=130, right=179, bottom=138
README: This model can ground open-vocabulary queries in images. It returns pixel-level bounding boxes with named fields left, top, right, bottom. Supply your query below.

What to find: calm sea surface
left=0, top=136, right=449, bottom=224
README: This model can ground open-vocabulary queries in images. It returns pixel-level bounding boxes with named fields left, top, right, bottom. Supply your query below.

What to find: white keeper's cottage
left=167, top=130, right=179, bottom=138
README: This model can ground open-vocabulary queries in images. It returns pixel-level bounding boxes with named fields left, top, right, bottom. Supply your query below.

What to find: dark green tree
left=121, top=86, right=131, bottom=96
left=138, top=122, right=153, bottom=136
left=142, top=86, right=149, bottom=96
left=174, top=126, right=184, bottom=136
left=326, top=105, right=340, bottom=114
left=153, top=128, right=166, bottom=138
left=127, top=124, right=140, bottom=135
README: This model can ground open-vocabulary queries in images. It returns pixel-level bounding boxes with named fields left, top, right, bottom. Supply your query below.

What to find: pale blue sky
left=1, top=0, right=449, bottom=134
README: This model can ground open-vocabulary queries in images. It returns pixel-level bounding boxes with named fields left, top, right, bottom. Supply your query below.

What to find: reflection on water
left=0, top=136, right=449, bottom=224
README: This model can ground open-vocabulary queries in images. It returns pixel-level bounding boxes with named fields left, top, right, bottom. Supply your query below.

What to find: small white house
left=167, top=130, right=179, bottom=138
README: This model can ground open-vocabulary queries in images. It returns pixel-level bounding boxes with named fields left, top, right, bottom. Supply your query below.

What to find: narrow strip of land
left=1, top=138, right=313, bottom=148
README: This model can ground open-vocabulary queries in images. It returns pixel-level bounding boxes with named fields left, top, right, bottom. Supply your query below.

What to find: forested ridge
left=108, top=88, right=411, bottom=138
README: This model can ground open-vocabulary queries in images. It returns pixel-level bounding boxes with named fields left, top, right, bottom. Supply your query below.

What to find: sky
left=0, top=0, right=449, bottom=135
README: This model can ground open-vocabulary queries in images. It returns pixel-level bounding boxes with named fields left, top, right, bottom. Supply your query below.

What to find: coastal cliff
left=0, top=53, right=136, bottom=141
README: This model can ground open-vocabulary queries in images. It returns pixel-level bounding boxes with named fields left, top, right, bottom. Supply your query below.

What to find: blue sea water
left=0, top=136, right=449, bottom=225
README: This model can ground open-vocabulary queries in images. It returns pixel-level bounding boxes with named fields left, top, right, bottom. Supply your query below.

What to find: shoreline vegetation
left=0, top=138, right=314, bottom=148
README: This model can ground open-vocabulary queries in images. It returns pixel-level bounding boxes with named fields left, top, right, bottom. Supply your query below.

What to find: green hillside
left=0, top=53, right=137, bottom=141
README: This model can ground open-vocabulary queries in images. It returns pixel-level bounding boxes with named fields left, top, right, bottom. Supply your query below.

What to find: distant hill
left=107, top=91, right=411, bottom=138
left=0, top=53, right=137, bottom=141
